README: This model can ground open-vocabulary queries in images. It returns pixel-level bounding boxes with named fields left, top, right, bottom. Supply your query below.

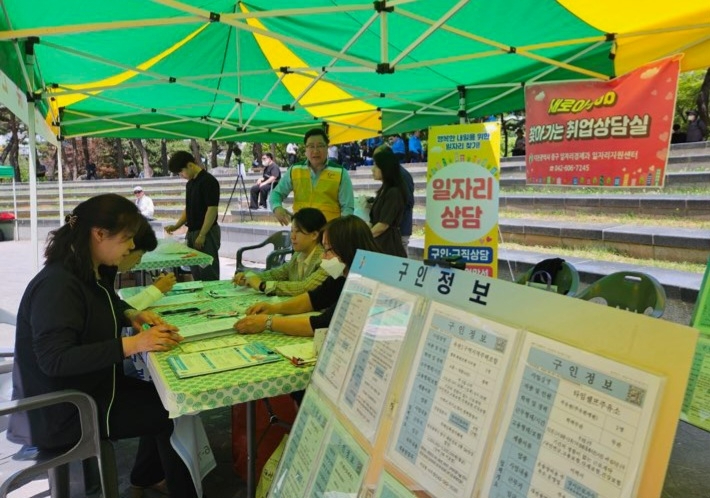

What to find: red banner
left=525, top=57, right=680, bottom=188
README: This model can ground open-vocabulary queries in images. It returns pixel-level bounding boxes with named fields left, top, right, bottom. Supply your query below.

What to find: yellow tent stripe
left=240, top=4, right=380, bottom=143
left=46, top=24, right=210, bottom=130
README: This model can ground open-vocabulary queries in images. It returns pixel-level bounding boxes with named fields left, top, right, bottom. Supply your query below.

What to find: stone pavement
left=0, top=239, right=709, bottom=497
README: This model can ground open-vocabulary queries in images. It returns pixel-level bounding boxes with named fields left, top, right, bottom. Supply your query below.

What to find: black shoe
left=249, top=205, right=259, bottom=210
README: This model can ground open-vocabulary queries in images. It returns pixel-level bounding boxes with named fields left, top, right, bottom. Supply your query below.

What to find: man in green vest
left=270, top=128, right=355, bottom=225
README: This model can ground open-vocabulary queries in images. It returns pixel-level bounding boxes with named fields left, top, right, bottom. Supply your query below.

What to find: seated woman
left=370, top=147, right=408, bottom=257
left=9, top=194, right=197, bottom=498
left=232, top=208, right=329, bottom=296
left=234, top=215, right=380, bottom=336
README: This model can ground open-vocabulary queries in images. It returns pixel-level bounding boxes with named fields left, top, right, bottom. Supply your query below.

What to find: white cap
left=133, top=186, right=143, bottom=193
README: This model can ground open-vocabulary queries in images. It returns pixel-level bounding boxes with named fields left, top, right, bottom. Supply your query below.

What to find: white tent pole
left=26, top=104, right=39, bottom=271
left=57, top=140, right=65, bottom=223
left=11, top=177, right=17, bottom=241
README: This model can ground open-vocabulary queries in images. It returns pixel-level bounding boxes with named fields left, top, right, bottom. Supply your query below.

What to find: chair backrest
left=576, top=271, right=667, bottom=318
left=235, top=230, right=293, bottom=273
left=0, top=390, right=118, bottom=497
left=515, top=258, right=580, bottom=296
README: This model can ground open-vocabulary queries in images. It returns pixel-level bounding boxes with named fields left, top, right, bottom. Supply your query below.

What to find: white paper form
left=483, top=333, right=664, bottom=498
left=270, top=389, right=332, bottom=498
left=386, top=303, right=520, bottom=498
left=306, top=419, right=370, bottom=497
left=339, top=285, right=418, bottom=442
left=312, top=276, right=378, bottom=403
left=373, top=472, right=418, bottom=498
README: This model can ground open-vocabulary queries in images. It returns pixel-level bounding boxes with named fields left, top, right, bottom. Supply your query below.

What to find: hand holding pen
left=123, top=323, right=183, bottom=356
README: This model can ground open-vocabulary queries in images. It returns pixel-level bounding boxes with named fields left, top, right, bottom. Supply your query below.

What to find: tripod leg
left=239, top=175, right=253, bottom=221
left=222, top=173, right=241, bottom=223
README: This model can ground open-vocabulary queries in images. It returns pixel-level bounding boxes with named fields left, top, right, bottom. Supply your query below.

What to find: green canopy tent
left=0, top=165, right=18, bottom=241
left=0, top=1, right=709, bottom=144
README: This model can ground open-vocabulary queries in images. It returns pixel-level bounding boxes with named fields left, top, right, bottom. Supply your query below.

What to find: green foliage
left=675, top=70, right=706, bottom=123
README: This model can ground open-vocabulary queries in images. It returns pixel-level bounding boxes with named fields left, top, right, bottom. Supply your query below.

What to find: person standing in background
left=389, top=134, right=406, bottom=163
left=133, top=186, right=155, bottom=220
left=369, top=147, right=408, bottom=258
left=286, top=142, right=298, bottom=166
left=408, top=130, right=423, bottom=163
left=270, top=128, right=354, bottom=225
left=165, top=151, right=221, bottom=281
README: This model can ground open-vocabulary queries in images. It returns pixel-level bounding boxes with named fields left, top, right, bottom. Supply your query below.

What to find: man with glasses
left=249, top=152, right=281, bottom=210
left=270, top=128, right=354, bottom=225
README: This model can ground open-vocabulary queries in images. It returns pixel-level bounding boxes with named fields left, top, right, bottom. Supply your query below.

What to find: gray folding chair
left=0, top=390, right=119, bottom=498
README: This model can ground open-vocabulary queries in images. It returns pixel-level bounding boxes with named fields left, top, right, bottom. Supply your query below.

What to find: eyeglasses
left=305, top=144, right=327, bottom=151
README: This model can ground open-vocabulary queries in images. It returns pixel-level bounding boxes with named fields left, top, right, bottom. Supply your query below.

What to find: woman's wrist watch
left=265, top=315, right=274, bottom=331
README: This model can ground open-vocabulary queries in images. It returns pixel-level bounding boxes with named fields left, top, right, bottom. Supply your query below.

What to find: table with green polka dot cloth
left=148, top=332, right=313, bottom=418
left=145, top=282, right=312, bottom=418
left=133, top=239, right=213, bottom=271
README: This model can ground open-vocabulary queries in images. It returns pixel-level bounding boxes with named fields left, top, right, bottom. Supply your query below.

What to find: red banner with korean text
left=425, top=123, right=501, bottom=277
left=525, top=56, right=680, bottom=188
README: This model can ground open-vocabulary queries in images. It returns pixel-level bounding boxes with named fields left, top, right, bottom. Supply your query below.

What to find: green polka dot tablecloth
left=133, top=240, right=213, bottom=271
left=145, top=282, right=313, bottom=417
left=149, top=332, right=313, bottom=417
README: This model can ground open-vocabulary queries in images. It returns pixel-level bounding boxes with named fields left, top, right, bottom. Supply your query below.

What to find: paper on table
left=178, top=335, right=248, bottom=354
left=178, top=318, right=238, bottom=342
left=275, top=342, right=316, bottom=366
left=150, top=293, right=211, bottom=308
left=169, top=281, right=204, bottom=293
left=167, top=341, right=281, bottom=378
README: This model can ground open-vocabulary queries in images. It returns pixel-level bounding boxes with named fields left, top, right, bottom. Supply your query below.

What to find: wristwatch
left=259, top=281, right=267, bottom=293
left=265, top=315, right=274, bottom=331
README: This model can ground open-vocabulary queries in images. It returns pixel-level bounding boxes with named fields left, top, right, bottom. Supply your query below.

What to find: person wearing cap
left=686, top=110, right=708, bottom=143
left=133, top=186, right=155, bottom=220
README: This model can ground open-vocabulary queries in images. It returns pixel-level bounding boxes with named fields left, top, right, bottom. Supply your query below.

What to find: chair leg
left=99, top=441, right=120, bottom=498
left=48, top=463, right=70, bottom=498
left=82, top=457, right=101, bottom=495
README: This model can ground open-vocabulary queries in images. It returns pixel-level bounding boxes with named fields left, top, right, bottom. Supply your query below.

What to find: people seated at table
left=234, top=215, right=380, bottom=336
left=8, top=193, right=198, bottom=498
left=232, top=208, right=329, bottom=296
left=118, top=216, right=176, bottom=310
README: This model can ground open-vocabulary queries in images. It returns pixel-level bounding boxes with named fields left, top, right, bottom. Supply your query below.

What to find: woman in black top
left=370, top=147, right=408, bottom=257
left=235, top=215, right=380, bottom=336
left=9, top=194, right=197, bottom=498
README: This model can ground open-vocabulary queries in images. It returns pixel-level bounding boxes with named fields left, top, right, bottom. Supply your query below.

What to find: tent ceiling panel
left=0, top=0, right=708, bottom=143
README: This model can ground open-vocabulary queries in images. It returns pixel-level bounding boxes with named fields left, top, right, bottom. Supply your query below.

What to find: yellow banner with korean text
left=424, top=123, right=501, bottom=277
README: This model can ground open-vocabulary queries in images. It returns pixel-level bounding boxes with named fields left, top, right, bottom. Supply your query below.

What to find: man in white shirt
left=133, top=186, right=155, bottom=219
left=286, top=142, right=298, bottom=166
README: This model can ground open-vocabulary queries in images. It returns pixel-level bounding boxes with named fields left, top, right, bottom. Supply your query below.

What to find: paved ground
left=0, top=240, right=709, bottom=497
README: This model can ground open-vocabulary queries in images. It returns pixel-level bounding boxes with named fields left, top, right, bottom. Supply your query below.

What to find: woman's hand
left=123, top=323, right=183, bottom=356
left=234, top=315, right=267, bottom=335
left=129, top=310, right=168, bottom=329
left=153, top=272, right=176, bottom=294
left=246, top=301, right=275, bottom=315
left=233, top=272, right=247, bottom=286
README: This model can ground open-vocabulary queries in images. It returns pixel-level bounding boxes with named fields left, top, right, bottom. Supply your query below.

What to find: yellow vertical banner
left=425, top=123, right=501, bottom=277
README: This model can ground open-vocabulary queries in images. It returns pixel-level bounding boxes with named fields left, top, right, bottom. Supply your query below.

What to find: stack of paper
left=178, top=318, right=238, bottom=342
left=275, top=342, right=317, bottom=366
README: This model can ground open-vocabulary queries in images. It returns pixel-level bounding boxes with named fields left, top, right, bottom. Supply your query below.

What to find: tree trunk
left=160, top=139, right=169, bottom=175
left=501, top=115, right=509, bottom=156
left=9, top=114, right=19, bottom=180
left=697, top=68, right=710, bottom=125
left=224, top=142, right=235, bottom=168
left=210, top=140, right=219, bottom=169
left=81, top=137, right=91, bottom=172
left=131, top=138, right=153, bottom=178
left=47, top=146, right=57, bottom=181
left=190, top=139, right=202, bottom=166
left=114, top=138, right=125, bottom=178
left=252, top=143, right=263, bottom=170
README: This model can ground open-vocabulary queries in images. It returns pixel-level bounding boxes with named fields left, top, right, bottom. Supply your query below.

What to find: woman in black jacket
left=9, top=194, right=197, bottom=498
